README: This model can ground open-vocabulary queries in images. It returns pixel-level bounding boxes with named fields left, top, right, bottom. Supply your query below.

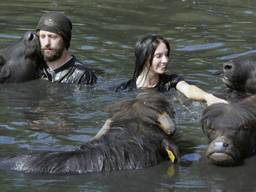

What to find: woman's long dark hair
left=132, top=34, right=170, bottom=81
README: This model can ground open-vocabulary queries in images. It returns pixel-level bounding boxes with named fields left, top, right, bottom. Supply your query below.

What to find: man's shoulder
left=71, top=58, right=96, bottom=75
left=58, top=57, right=97, bottom=85
left=73, top=59, right=90, bottom=71
left=72, top=58, right=97, bottom=84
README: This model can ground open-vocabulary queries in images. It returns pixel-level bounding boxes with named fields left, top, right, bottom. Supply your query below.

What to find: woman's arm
left=176, top=80, right=227, bottom=106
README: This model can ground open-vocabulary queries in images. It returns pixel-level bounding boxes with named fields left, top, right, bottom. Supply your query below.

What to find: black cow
left=223, top=55, right=256, bottom=94
left=0, top=31, right=44, bottom=83
left=0, top=90, right=178, bottom=174
left=201, top=95, right=256, bottom=166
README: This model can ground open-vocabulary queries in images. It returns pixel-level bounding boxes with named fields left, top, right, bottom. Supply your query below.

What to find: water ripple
left=176, top=42, right=224, bottom=52
left=218, top=49, right=256, bottom=61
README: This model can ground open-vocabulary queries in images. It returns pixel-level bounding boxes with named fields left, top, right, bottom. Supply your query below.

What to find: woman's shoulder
left=158, top=73, right=184, bottom=91
left=160, top=73, right=184, bottom=83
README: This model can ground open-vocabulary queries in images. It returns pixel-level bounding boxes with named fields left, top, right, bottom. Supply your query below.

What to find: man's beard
left=41, top=42, right=65, bottom=62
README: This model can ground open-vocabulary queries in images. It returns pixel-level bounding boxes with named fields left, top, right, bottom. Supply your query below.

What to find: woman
left=115, top=34, right=227, bottom=106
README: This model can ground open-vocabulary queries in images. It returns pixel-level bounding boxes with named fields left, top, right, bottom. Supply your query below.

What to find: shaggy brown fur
left=0, top=90, right=178, bottom=174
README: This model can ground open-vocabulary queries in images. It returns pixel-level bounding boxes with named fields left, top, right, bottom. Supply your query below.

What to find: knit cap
left=36, top=12, right=72, bottom=48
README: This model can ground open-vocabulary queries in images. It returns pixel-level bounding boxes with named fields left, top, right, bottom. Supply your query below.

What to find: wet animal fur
left=0, top=91, right=178, bottom=174
left=0, top=31, right=43, bottom=83
left=201, top=95, right=256, bottom=166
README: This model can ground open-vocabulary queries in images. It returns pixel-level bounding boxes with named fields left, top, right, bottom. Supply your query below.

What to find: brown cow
left=201, top=95, right=256, bottom=166
left=0, top=90, right=178, bottom=174
left=223, top=55, right=256, bottom=94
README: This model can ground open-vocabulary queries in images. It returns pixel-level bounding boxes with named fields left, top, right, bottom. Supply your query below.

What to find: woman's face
left=148, top=41, right=169, bottom=75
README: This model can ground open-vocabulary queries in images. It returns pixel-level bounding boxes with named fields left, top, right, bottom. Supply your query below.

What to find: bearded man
left=36, top=12, right=97, bottom=85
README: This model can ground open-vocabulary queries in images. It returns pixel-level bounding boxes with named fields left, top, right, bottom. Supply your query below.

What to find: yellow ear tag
left=166, top=148, right=175, bottom=163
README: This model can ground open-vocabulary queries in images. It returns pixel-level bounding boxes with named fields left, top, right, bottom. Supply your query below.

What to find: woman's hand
left=205, top=93, right=228, bottom=106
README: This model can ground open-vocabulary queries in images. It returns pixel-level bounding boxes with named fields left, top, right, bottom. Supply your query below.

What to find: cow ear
left=0, top=63, right=11, bottom=83
left=158, top=112, right=176, bottom=135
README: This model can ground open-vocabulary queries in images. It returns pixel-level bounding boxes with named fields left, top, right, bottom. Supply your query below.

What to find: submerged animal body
left=201, top=95, right=256, bottom=166
left=0, top=31, right=44, bottom=83
left=0, top=91, right=178, bottom=174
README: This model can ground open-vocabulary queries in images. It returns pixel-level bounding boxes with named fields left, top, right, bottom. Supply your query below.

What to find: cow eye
left=208, top=128, right=216, bottom=134
left=208, top=130, right=218, bottom=141
left=206, top=127, right=216, bottom=138
left=242, top=125, right=250, bottom=131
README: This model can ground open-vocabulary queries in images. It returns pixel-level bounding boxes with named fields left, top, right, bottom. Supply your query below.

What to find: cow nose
left=223, top=62, right=233, bottom=72
left=214, top=141, right=229, bottom=149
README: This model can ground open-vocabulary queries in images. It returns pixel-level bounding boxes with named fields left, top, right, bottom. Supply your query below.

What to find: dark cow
left=223, top=55, right=256, bottom=94
left=0, top=31, right=44, bottom=83
left=201, top=95, right=256, bottom=166
left=0, top=90, right=178, bottom=174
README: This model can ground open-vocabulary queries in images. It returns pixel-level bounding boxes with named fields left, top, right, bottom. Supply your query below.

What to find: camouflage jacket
left=41, top=56, right=97, bottom=85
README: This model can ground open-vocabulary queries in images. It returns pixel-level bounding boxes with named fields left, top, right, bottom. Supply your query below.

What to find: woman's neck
left=136, top=69, right=159, bottom=88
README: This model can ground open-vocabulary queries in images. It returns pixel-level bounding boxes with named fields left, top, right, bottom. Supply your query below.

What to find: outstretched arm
left=176, top=81, right=227, bottom=106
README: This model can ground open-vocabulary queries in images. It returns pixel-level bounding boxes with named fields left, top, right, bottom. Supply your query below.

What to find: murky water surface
left=0, top=0, right=256, bottom=191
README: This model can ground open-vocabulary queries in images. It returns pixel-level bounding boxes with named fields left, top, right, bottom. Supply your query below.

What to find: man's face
left=38, top=30, right=65, bottom=62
